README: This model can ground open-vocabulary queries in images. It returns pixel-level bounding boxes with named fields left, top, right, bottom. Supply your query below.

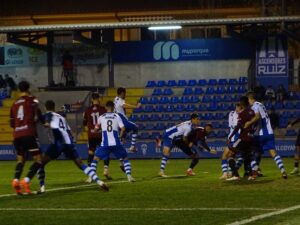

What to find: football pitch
left=0, top=158, right=299, bottom=225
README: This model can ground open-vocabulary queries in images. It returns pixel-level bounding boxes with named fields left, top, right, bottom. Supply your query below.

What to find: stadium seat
left=129, top=114, right=139, bottom=122
left=181, top=114, right=190, bottom=120
left=206, top=87, right=215, bottom=94
left=199, top=104, right=208, bottom=111
left=198, top=79, right=207, bottom=86
left=152, top=88, right=162, bottom=95
left=202, top=95, right=212, bottom=103
left=154, top=105, right=165, bottom=112
left=203, top=113, right=214, bottom=120
left=161, top=114, right=171, bottom=121
left=239, top=77, right=248, bottom=85
left=237, top=86, right=247, bottom=93
left=149, top=114, right=160, bottom=121
left=215, top=113, right=225, bottom=120
left=133, top=107, right=143, bottom=113
left=265, top=102, right=273, bottom=110
left=279, top=118, right=288, bottom=128
left=151, top=132, right=161, bottom=139
left=163, top=88, right=173, bottom=95
left=140, top=132, right=150, bottom=139
left=223, top=95, right=232, bottom=102
left=175, top=105, right=185, bottom=112
left=146, top=80, right=156, bottom=87
left=208, top=131, right=216, bottom=138
left=208, top=79, right=217, bottom=86
left=215, top=86, right=226, bottom=94
left=166, top=105, right=175, bottom=112
left=229, top=79, right=238, bottom=85
left=286, top=129, right=297, bottom=136
left=167, top=80, right=177, bottom=87
left=144, top=105, right=154, bottom=112
left=212, top=121, right=220, bottom=128
left=227, top=86, right=236, bottom=93
left=213, top=95, right=222, bottom=102
left=145, top=123, right=155, bottom=130
left=216, top=130, right=227, bottom=138
left=295, top=102, right=300, bottom=109
left=159, top=96, right=169, bottom=104
left=171, top=114, right=181, bottom=121
left=187, top=79, right=197, bottom=86
left=191, top=96, right=200, bottom=103
left=274, top=102, right=284, bottom=110
left=178, top=80, right=187, bottom=87
left=140, top=97, right=148, bottom=104
left=157, top=80, right=166, bottom=87
left=284, top=102, right=294, bottom=109
left=221, top=121, right=228, bottom=129
left=281, top=111, right=289, bottom=119
left=194, top=87, right=204, bottom=95
left=183, top=87, right=194, bottom=95
left=137, top=123, right=145, bottom=130
left=156, top=123, right=165, bottom=130
left=182, top=96, right=192, bottom=104
left=170, top=96, right=180, bottom=104
left=218, top=79, right=228, bottom=85
left=140, top=114, right=150, bottom=121
left=148, top=96, right=158, bottom=104
left=185, top=104, right=196, bottom=112
left=208, top=102, right=218, bottom=111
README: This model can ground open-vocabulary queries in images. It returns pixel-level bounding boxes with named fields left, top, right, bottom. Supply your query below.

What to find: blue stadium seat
left=274, top=102, right=284, bottom=109
left=167, top=80, right=177, bottom=87
left=140, top=97, right=148, bottom=104
left=199, top=104, right=207, bottom=111
left=239, top=77, right=248, bottom=85
left=237, top=86, right=247, bottom=93
left=140, top=114, right=150, bottom=121
left=204, top=113, right=214, bottom=120
left=194, top=87, right=204, bottom=95
left=221, top=121, right=228, bottom=129
left=208, top=79, right=217, bottom=86
left=215, top=113, right=225, bottom=120
left=183, top=87, right=194, bottom=95
left=216, top=130, right=227, bottom=138
left=181, top=114, right=190, bottom=120
left=170, top=96, right=180, bottom=104
left=223, top=95, right=232, bottom=102
left=152, top=88, right=162, bottom=95
left=284, top=102, right=294, bottom=109
left=218, top=79, right=228, bottom=85
left=133, top=107, right=143, bottom=113
left=145, top=123, right=155, bottom=130
left=149, top=114, right=160, bottom=121
left=208, top=102, right=218, bottom=111
left=187, top=79, right=197, bottom=86
left=137, top=123, right=145, bottom=130
left=156, top=123, right=165, bottom=130
left=207, top=131, right=216, bottom=138
left=154, top=105, right=165, bottom=112
left=295, top=102, right=300, bottom=109
left=191, top=96, right=200, bottom=103
left=202, top=95, right=212, bottom=103
left=146, top=80, right=156, bottom=87
left=265, top=102, right=273, bottom=110
left=145, top=105, right=155, bottom=112
left=159, top=96, right=169, bottom=104
left=218, top=103, right=230, bottom=110
left=281, top=111, right=289, bottom=119
left=178, top=80, right=187, bottom=87
left=157, top=80, right=166, bottom=87
left=185, top=104, right=196, bottom=112
left=198, top=79, right=207, bottom=86
left=227, top=86, right=236, bottom=93
left=147, top=97, right=158, bottom=104
left=175, top=105, right=185, bottom=112
left=182, top=96, right=192, bottom=103
left=129, top=114, right=139, bottom=122
left=161, top=114, right=171, bottom=121
left=140, top=132, right=150, bottom=139
left=151, top=132, right=161, bottom=139
left=163, top=88, right=173, bottom=95
left=166, top=105, right=175, bottom=112
left=229, top=103, right=235, bottom=110
left=215, top=86, right=226, bottom=94
left=213, top=95, right=222, bottom=103
left=212, top=121, right=220, bottom=128
left=279, top=118, right=288, bottom=128
left=171, top=114, right=181, bottom=121
left=206, top=87, right=215, bottom=94
left=229, top=79, right=238, bottom=85
left=232, top=95, right=240, bottom=102
left=286, top=129, right=297, bottom=136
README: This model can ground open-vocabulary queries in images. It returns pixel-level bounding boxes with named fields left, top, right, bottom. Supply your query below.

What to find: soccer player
left=90, top=101, right=135, bottom=182
left=37, top=100, right=108, bottom=193
left=114, top=87, right=141, bottom=152
left=159, top=113, right=200, bottom=177
left=245, top=92, right=287, bottom=179
left=288, top=117, right=300, bottom=174
left=83, top=92, right=111, bottom=181
left=173, top=124, right=217, bottom=176
left=10, top=81, right=43, bottom=195
left=226, top=98, right=258, bottom=181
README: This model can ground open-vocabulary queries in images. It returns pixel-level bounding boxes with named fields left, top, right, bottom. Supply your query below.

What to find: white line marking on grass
left=0, top=180, right=129, bottom=198
left=0, top=208, right=279, bottom=211
left=227, top=204, right=300, bottom=225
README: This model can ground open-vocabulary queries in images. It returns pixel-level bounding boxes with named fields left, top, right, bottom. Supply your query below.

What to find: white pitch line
left=0, top=208, right=279, bottom=211
left=227, top=204, right=300, bottom=225
left=0, top=180, right=129, bottom=199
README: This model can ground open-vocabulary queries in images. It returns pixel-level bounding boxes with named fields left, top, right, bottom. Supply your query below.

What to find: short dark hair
left=205, top=123, right=213, bottom=128
left=18, top=81, right=30, bottom=92
left=106, top=100, right=114, bottom=109
left=117, top=87, right=126, bottom=95
left=246, top=91, right=256, bottom=100
left=45, top=100, right=55, bottom=111
left=190, top=113, right=199, bottom=120
left=240, top=96, right=249, bottom=107
left=91, top=92, right=100, bottom=100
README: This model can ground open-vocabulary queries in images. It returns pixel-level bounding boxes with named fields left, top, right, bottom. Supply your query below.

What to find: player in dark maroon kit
left=83, top=92, right=109, bottom=181
left=226, top=98, right=259, bottom=181
left=173, top=124, right=217, bottom=176
left=10, top=81, right=43, bottom=194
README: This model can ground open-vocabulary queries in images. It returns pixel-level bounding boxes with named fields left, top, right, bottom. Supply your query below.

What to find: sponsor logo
left=153, top=41, right=180, bottom=60
left=6, top=47, right=23, bottom=58
left=141, top=144, right=148, bottom=156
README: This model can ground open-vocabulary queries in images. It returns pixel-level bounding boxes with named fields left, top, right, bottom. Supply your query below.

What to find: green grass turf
left=0, top=158, right=299, bottom=225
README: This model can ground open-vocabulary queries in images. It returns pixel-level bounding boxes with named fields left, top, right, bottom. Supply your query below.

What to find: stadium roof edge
left=0, top=16, right=300, bottom=33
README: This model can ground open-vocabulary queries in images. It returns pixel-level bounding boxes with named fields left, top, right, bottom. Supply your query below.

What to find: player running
left=159, top=113, right=200, bottom=177
left=114, top=87, right=141, bottom=152
left=83, top=92, right=111, bottom=181
left=245, top=92, right=287, bottom=179
left=173, top=124, right=217, bottom=176
left=10, top=81, right=43, bottom=195
left=288, top=117, right=300, bottom=175
left=37, top=100, right=108, bottom=193
left=90, top=101, right=135, bottom=183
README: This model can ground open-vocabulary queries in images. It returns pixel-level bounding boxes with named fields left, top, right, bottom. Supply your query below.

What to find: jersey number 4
left=17, top=105, right=24, bottom=121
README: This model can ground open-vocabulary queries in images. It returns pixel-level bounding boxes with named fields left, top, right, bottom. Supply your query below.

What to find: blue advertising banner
left=0, top=140, right=295, bottom=160
left=112, top=38, right=254, bottom=63
left=256, top=36, right=289, bottom=89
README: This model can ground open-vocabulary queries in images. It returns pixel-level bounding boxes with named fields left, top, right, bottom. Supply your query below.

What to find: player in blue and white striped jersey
left=114, top=87, right=141, bottom=152
left=37, top=100, right=108, bottom=193
left=90, top=101, right=135, bottom=183
left=245, top=92, right=287, bottom=179
left=159, top=113, right=200, bottom=177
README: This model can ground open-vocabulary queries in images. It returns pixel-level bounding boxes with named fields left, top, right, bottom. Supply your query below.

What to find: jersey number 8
left=107, top=120, right=113, bottom=132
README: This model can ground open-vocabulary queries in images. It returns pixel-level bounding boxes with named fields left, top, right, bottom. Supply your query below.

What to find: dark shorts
left=173, top=139, right=195, bottom=156
left=88, top=138, right=101, bottom=152
left=95, top=145, right=127, bottom=161
left=13, top=136, right=41, bottom=157
left=296, top=130, right=300, bottom=147
left=230, top=139, right=255, bottom=158
left=45, top=143, right=79, bottom=160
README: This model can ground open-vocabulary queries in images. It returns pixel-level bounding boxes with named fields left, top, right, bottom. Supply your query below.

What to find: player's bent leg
left=12, top=155, right=25, bottom=195
left=37, top=155, right=52, bottom=194
left=290, top=146, right=300, bottom=175
left=269, top=149, right=287, bottom=179
left=103, top=159, right=112, bottom=180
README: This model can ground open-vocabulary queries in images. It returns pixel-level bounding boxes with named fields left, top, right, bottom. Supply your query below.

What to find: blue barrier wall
left=0, top=140, right=296, bottom=160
